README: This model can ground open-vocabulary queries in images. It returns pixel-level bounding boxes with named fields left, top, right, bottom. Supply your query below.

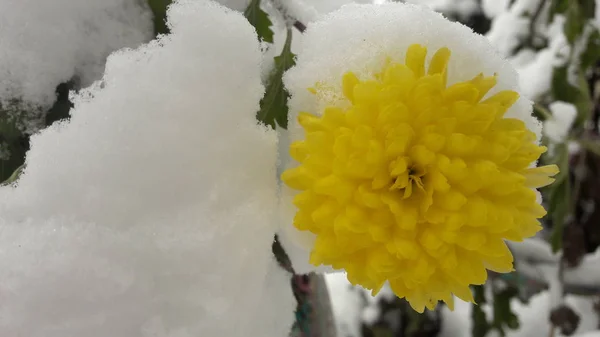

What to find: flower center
left=390, top=165, right=426, bottom=199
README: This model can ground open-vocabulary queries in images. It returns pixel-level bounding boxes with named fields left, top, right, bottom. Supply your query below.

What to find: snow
left=439, top=298, right=473, bottom=337
left=484, top=0, right=570, bottom=100
left=273, top=0, right=378, bottom=24
left=486, top=11, right=530, bottom=57
left=485, top=0, right=551, bottom=57
left=544, top=101, right=577, bottom=143
left=563, top=249, right=600, bottom=288
left=441, top=291, right=598, bottom=337
left=281, top=2, right=541, bottom=271
left=574, top=332, right=600, bottom=337
left=511, top=239, right=600, bottom=292
left=514, top=16, right=569, bottom=100
left=405, top=0, right=479, bottom=20
left=216, top=0, right=251, bottom=11
left=482, top=0, right=510, bottom=18
left=0, top=0, right=153, bottom=131
left=328, top=275, right=600, bottom=337
left=0, top=1, right=293, bottom=336
left=509, top=238, right=560, bottom=264
left=326, top=273, right=366, bottom=337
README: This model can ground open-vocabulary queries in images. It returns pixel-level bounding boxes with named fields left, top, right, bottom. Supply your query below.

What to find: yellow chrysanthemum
left=281, top=44, right=558, bottom=313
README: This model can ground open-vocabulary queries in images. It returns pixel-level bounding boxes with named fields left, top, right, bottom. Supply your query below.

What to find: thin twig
left=535, top=102, right=553, bottom=120
left=527, top=0, right=548, bottom=48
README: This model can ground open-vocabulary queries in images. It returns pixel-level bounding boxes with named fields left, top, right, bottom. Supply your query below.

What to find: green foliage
left=256, top=28, right=296, bottom=129
left=472, top=284, right=521, bottom=337
left=0, top=118, right=28, bottom=183
left=546, top=0, right=600, bottom=253
left=564, top=3, right=586, bottom=44
left=545, top=143, right=571, bottom=252
left=1, top=164, right=24, bottom=186
left=550, top=0, right=596, bottom=25
left=491, top=286, right=520, bottom=334
left=147, top=0, right=173, bottom=36
left=550, top=65, right=591, bottom=128
left=581, top=28, right=600, bottom=70
left=472, top=285, right=490, bottom=337
left=244, top=0, right=274, bottom=43
left=0, top=80, right=74, bottom=184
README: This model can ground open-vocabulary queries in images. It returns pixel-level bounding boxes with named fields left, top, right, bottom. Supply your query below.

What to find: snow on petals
left=0, top=1, right=292, bottom=336
left=281, top=2, right=557, bottom=313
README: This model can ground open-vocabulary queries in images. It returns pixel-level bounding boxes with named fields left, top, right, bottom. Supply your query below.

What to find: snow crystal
left=280, top=2, right=540, bottom=272
left=544, top=101, right=577, bottom=143
left=0, top=0, right=153, bottom=129
left=0, top=0, right=292, bottom=336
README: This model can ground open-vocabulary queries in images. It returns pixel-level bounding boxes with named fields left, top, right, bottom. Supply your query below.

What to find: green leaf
left=545, top=143, right=570, bottom=252
left=564, top=3, right=585, bottom=45
left=574, top=67, right=592, bottom=127
left=551, top=65, right=592, bottom=129
left=256, top=28, right=295, bottom=129
left=552, top=66, right=579, bottom=102
left=1, top=164, right=24, bottom=186
left=244, top=0, right=274, bottom=43
left=491, top=286, right=520, bottom=335
left=147, top=0, right=173, bottom=36
left=580, top=28, right=600, bottom=71
left=580, top=0, right=596, bottom=21
left=472, top=286, right=491, bottom=337
left=0, top=104, right=29, bottom=182
left=549, top=0, right=569, bottom=20
left=0, top=138, right=28, bottom=183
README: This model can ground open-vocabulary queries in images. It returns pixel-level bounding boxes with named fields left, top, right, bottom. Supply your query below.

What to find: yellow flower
left=281, top=44, right=558, bottom=313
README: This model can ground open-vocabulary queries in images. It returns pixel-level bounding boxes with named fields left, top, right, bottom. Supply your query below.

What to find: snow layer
left=544, top=101, right=577, bottom=143
left=326, top=273, right=366, bottom=337
left=484, top=0, right=569, bottom=100
left=0, top=0, right=153, bottom=122
left=271, top=0, right=377, bottom=24
left=0, top=0, right=292, bottom=336
left=405, top=0, right=479, bottom=20
left=482, top=0, right=510, bottom=18
left=281, top=2, right=540, bottom=274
